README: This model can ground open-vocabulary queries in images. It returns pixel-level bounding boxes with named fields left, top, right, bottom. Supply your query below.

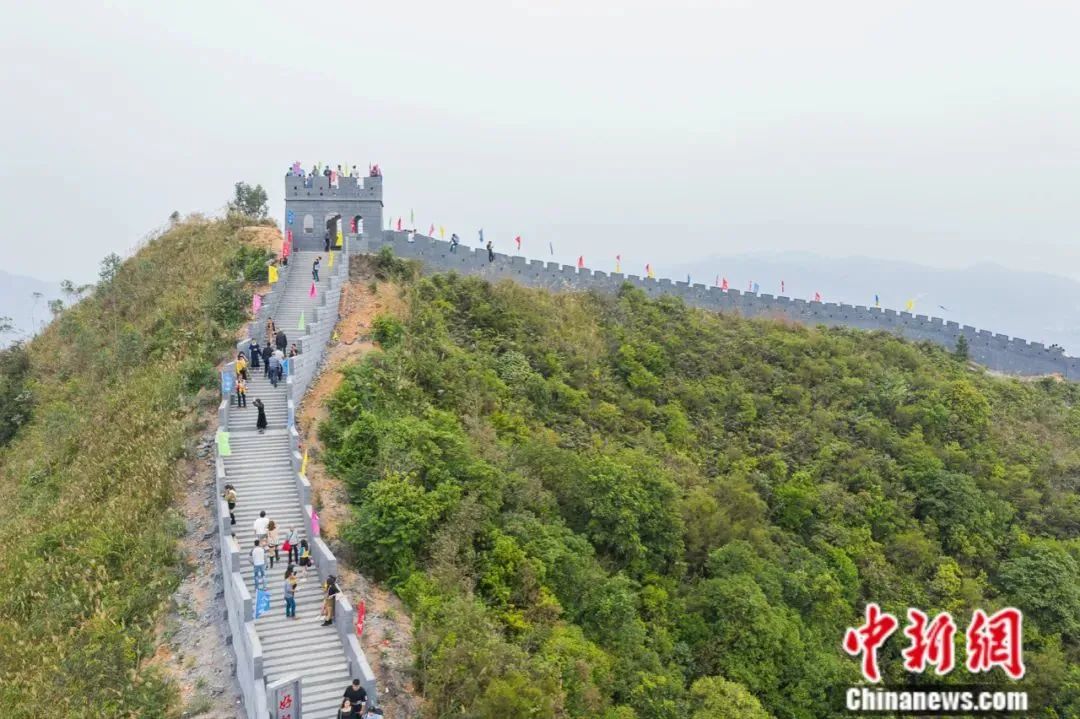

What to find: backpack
left=225, top=488, right=237, bottom=503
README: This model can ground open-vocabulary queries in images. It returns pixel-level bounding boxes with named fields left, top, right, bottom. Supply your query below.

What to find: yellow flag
left=268, top=265, right=279, bottom=283
left=336, top=230, right=343, bottom=248
left=301, top=448, right=309, bottom=475
left=905, top=299, right=915, bottom=312
left=439, top=226, right=445, bottom=239
left=328, top=251, right=335, bottom=268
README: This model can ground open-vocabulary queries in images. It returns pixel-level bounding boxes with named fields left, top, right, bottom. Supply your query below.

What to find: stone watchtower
left=284, top=172, right=384, bottom=252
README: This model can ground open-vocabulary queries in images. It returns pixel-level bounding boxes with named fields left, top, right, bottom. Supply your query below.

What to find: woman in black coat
left=254, top=398, right=267, bottom=433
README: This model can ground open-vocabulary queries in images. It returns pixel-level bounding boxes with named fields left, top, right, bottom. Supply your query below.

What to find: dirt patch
left=239, top=225, right=284, bottom=256
left=294, top=274, right=423, bottom=717
left=146, top=403, right=244, bottom=719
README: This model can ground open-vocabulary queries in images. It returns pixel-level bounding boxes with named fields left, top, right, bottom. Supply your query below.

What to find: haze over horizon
left=2, top=1, right=1079, bottom=287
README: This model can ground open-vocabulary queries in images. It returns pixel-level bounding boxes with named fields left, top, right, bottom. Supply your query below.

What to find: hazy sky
left=3, top=1, right=1079, bottom=283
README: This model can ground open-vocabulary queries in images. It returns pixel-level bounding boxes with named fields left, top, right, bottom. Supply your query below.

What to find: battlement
left=285, top=173, right=383, bottom=200
left=362, top=232, right=1080, bottom=381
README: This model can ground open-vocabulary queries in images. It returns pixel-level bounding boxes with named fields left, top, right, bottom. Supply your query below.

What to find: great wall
left=286, top=172, right=1080, bottom=381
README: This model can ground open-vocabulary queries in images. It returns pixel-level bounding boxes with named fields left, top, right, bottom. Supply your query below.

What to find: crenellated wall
left=360, top=232, right=1080, bottom=380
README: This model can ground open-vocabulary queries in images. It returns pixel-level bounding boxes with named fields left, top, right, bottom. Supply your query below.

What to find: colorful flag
left=396, top=217, right=402, bottom=231
left=298, top=310, right=305, bottom=331
left=254, top=588, right=270, bottom=618
left=752, top=282, right=760, bottom=293
left=515, top=235, right=521, bottom=250
left=336, top=230, right=342, bottom=248
left=748, top=280, right=753, bottom=291
left=309, top=282, right=316, bottom=298
left=479, top=228, right=484, bottom=243
left=328, top=251, right=334, bottom=268
left=905, top=299, right=915, bottom=312
left=687, top=274, right=692, bottom=284
left=311, top=509, right=321, bottom=537
left=253, top=293, right=262, bottom=314
left=814, top=292, right=822, bottom=302
left=577, top=255, right=585, bottom=269
left=287, top=209, right=295, bottom=225
left=615, top=255, right=622, bottom=273
left=216, top=430, right=231, bottom=457
left=429, top=223, right=435, bottom=236
left=439, top=225, right=445, bottom=239
left=268, top=265, right=278, bottom=283
left=646, top=264, right=655, bottom=279
left=874, top=294, right=880, bottom=307
left=301, top=448, right=309, bottom=476
left=721, top=277, right=729, bottom=290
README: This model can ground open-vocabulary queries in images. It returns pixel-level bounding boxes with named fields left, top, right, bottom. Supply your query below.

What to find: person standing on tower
left=450, top=233, right=460, bottom=253
left=313, top=256, right=321, bottom=282
left=486, top=240, right=494, bottom=263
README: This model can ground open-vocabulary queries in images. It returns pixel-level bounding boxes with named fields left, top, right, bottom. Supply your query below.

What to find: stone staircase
left=216, top=248, right=374, bottom=718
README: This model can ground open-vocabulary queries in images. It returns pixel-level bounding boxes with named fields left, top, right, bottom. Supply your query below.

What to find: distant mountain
left=0, top=271, right=62, bottom=345
left=667, top=252, right=1080, bottom=354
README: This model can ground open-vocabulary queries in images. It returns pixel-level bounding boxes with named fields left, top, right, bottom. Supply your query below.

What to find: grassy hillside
left=0, top=217, right=270, bottom=718
left=322, top=266, right=1080, bottom=718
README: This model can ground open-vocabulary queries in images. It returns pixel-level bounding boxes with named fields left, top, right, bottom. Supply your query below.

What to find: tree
left=228, top=181, right=268, bottom=219
left=689, top=676, right=774, bottom=719
left=99, top=253, right=123, bottom=286
left=954, top=335, right=970, bottom=361
left=48, top=299, right=64, bottom=317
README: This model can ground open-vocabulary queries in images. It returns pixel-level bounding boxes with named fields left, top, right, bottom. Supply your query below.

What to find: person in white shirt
left=250, top=539, right=267, bottom=590
left=253, top=510, right=270, bottom=541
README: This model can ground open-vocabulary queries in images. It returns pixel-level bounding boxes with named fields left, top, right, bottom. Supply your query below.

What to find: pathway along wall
left=361, top=232, right=1080, bottom=380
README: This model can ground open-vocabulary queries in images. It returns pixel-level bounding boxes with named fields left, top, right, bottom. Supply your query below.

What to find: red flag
left=515, top=236, right=521, bottom=250
left=814, top=291, right=822, bottom=302
left=577, top=255, right=585, bottom=269
left=721, top=277, right=729, bottom=290
left=429, top=223, right=435, bottom=236
left=356, top=600, right=366, bottom=636
left=309, top=282, right=317, bottom=298
left=396, top=217, right=402, bottom=231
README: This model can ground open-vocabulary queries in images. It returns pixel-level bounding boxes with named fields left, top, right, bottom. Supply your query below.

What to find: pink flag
left=429, top=223, right=435, bottom=236
left=311, top=509, right=320, bottom=537
left=577, top=255, right=585, bottom=269
left=252, top=293, right=262, bottom=314
left=309, top=282, right=317, bottom=298
left=515, top=235, right=521, bottom=250
left=396, top=217, right=402, bottom=231
left=814, top=291, right=822, bottom=302
left=721, top=277, right=729, bottom=290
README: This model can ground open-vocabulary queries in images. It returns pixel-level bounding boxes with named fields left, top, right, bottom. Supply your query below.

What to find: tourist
left=265, top=318, right=276, bottom=346
left=337, top=699, right=355, bottom=719
left=222, top=484, right=237, bottom=525
left=236, top=376, right=247, bottom=408
left=324, top=230, right=331, bottom=252
left=253, top=510, right=270, bottom=543
left=283, top=565, right=298, bottom=619
left=298, top=539, right=312, bottom=577
left=248, top=339, right=261, bottom=369
left=321, top=575, right=340, bottom=626
left=450, top=233, right=459, bottom=253
left=343, top=680, right=367, bottom=717
left=276, top=330, right=288, bottom=354
left=254, top=398, right=267, bottom=433
left=261, top=342, right=273, bottom=376
left=235, top=352, right=248, bottom=381
left=266, top=520, right=280, bottom=568
left=313, top=256, right=322, bottom=282
left=250, top=539, right=267, bottom=591
left=267, top=353, right=282, bottom=388
left=486, top=240, right=494, bottom=263
left=284, top=527, right=299, bottom=564
left=289, top=343, right=299, bottom=358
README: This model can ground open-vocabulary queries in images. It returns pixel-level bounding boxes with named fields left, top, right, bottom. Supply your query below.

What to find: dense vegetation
left=0, top=217, right=270, bottom=718
left=322, top=269, right=1080, bottom=718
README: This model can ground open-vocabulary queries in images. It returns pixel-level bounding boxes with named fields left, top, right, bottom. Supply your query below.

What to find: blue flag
left=286, top=209, right=295, bottom=225
left=752, top=282, right=760, bottom=294
left=255, top=588, right=271, bottom=618
left=874, top=294, right=880, bottom=307
left=479, top=228, right=484, bottom=243
left=221, top=369, right=235, bottom=395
